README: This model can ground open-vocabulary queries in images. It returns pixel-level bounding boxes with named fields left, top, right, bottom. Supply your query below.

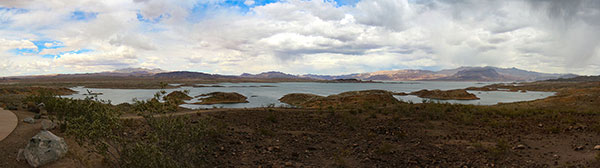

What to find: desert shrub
left=338, top=111, right=360, bottom=130
left=265, top=112, right=278, bottom=123
left=25, top=91, right=123, bottom=167
left=120, top=115, right=218, bottom=168
left=24, top=83, right=219, bottom=168
left=488, top=139, right=510, bottom=160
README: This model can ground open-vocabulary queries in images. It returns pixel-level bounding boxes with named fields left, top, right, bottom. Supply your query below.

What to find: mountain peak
left=112, top=67, right=166, bottom=74
left=240, top=71, right=302, bottom=79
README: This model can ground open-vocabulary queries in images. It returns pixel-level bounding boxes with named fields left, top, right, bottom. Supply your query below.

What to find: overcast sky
left=0, top=0, right=599, bottom=76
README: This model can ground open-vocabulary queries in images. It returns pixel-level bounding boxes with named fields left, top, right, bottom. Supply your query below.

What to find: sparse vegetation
left=20, top=85, right=220, bottom=168
left=4, top=80, right=600, bottom=167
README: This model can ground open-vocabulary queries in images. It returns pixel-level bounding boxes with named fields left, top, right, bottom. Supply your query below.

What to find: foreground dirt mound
left=280, top=90, right=399, bottom=108
left=410, top=89, right=479, bottom=100
left=164, top=91, right=192, bottom=100
left=194, top=92, right=248, bottom=105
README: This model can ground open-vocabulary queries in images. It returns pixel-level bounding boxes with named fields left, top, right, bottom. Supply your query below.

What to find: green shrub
left=24, top=84, right=219, bottom=168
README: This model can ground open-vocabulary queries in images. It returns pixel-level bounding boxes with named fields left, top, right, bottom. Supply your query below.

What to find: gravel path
left=0, top=108, right=17, bottom=142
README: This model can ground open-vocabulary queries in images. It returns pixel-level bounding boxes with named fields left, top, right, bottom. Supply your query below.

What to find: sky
left=0, top=0, right=599, bottom=76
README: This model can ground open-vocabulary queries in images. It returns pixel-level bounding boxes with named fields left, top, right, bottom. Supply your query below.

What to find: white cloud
left=55, top=46, right=138, bottom=71
left=244, top=0, right=255, bottom=6
left=0, top=39, right=36, bottom=51
left=0, top=0, right=599, bottom=77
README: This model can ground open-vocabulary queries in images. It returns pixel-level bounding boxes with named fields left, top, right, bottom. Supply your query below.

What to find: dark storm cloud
left=528, top=0, right=600, bottom=22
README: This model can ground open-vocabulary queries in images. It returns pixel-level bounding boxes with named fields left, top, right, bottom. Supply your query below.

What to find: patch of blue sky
left=70, top=10, right=98, bottom=21
left=10, top=48, right=37, bottom=56
left=32, top=40, right=64, bottom=50
left=41, top=48, right=93, bottom=59
left=331, top=0, right=360, bottom=7
left=10, top=40, right=70, bottom=56
left=186, top=0, right=359, bottom=22
left=187, top=0, right=279, bottom=22
left=137, top=12, right=170, bottom=23
left=0, top=7, right=28, bottom=14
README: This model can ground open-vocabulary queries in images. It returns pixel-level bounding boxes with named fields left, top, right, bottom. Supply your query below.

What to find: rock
left=20, top=131, right=68, bottom=167
left=40, top=109, right=48, bottom=116
left=552, top=154, right=560, bottom=159
left=513, top=144, right=527, bottom=150
left=26, top=102, right=40, bottom=113
left=7, top=105, right=18, bottom=110
left=16, top=149, right=25, bottom=161
left=41, top=120, right=56, bottom=131
left=594, top=145, right=600, bottom=150
left=23, top=117, right=35, bottom=124
left=34, top=113, right=42, bottom=119
left=575, top=146, right=585, bottom=151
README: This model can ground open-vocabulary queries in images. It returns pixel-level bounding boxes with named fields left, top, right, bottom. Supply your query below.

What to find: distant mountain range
left=3, top=66, right=578, bottom=82
left=240, top=71, right=307, bottom=79
left=242, top=66, right=578, bottom=82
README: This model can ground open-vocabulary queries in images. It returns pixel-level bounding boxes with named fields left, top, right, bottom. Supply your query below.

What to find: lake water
left=63, top=81, right=555, bottom=109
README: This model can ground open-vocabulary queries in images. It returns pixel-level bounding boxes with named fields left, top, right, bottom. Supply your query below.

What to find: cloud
left=244, top=0, right=255, bottom=6
left=0, top=0, right=599, bottom=77
left=55, top=46, right=138, bottom=71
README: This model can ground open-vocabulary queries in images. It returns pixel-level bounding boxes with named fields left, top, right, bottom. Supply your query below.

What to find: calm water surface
left=63, top=81, right=554, bottom=109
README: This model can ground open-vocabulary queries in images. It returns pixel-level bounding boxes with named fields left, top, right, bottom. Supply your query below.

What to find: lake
left=63, top=81, right=555, bottom=109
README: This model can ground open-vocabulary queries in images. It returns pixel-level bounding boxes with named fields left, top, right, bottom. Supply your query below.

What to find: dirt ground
left=190, top=108, right=600, bottom=167
left=3, top=107, right=600, bottom=167
left=0, top=110, right=96, bottom=168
